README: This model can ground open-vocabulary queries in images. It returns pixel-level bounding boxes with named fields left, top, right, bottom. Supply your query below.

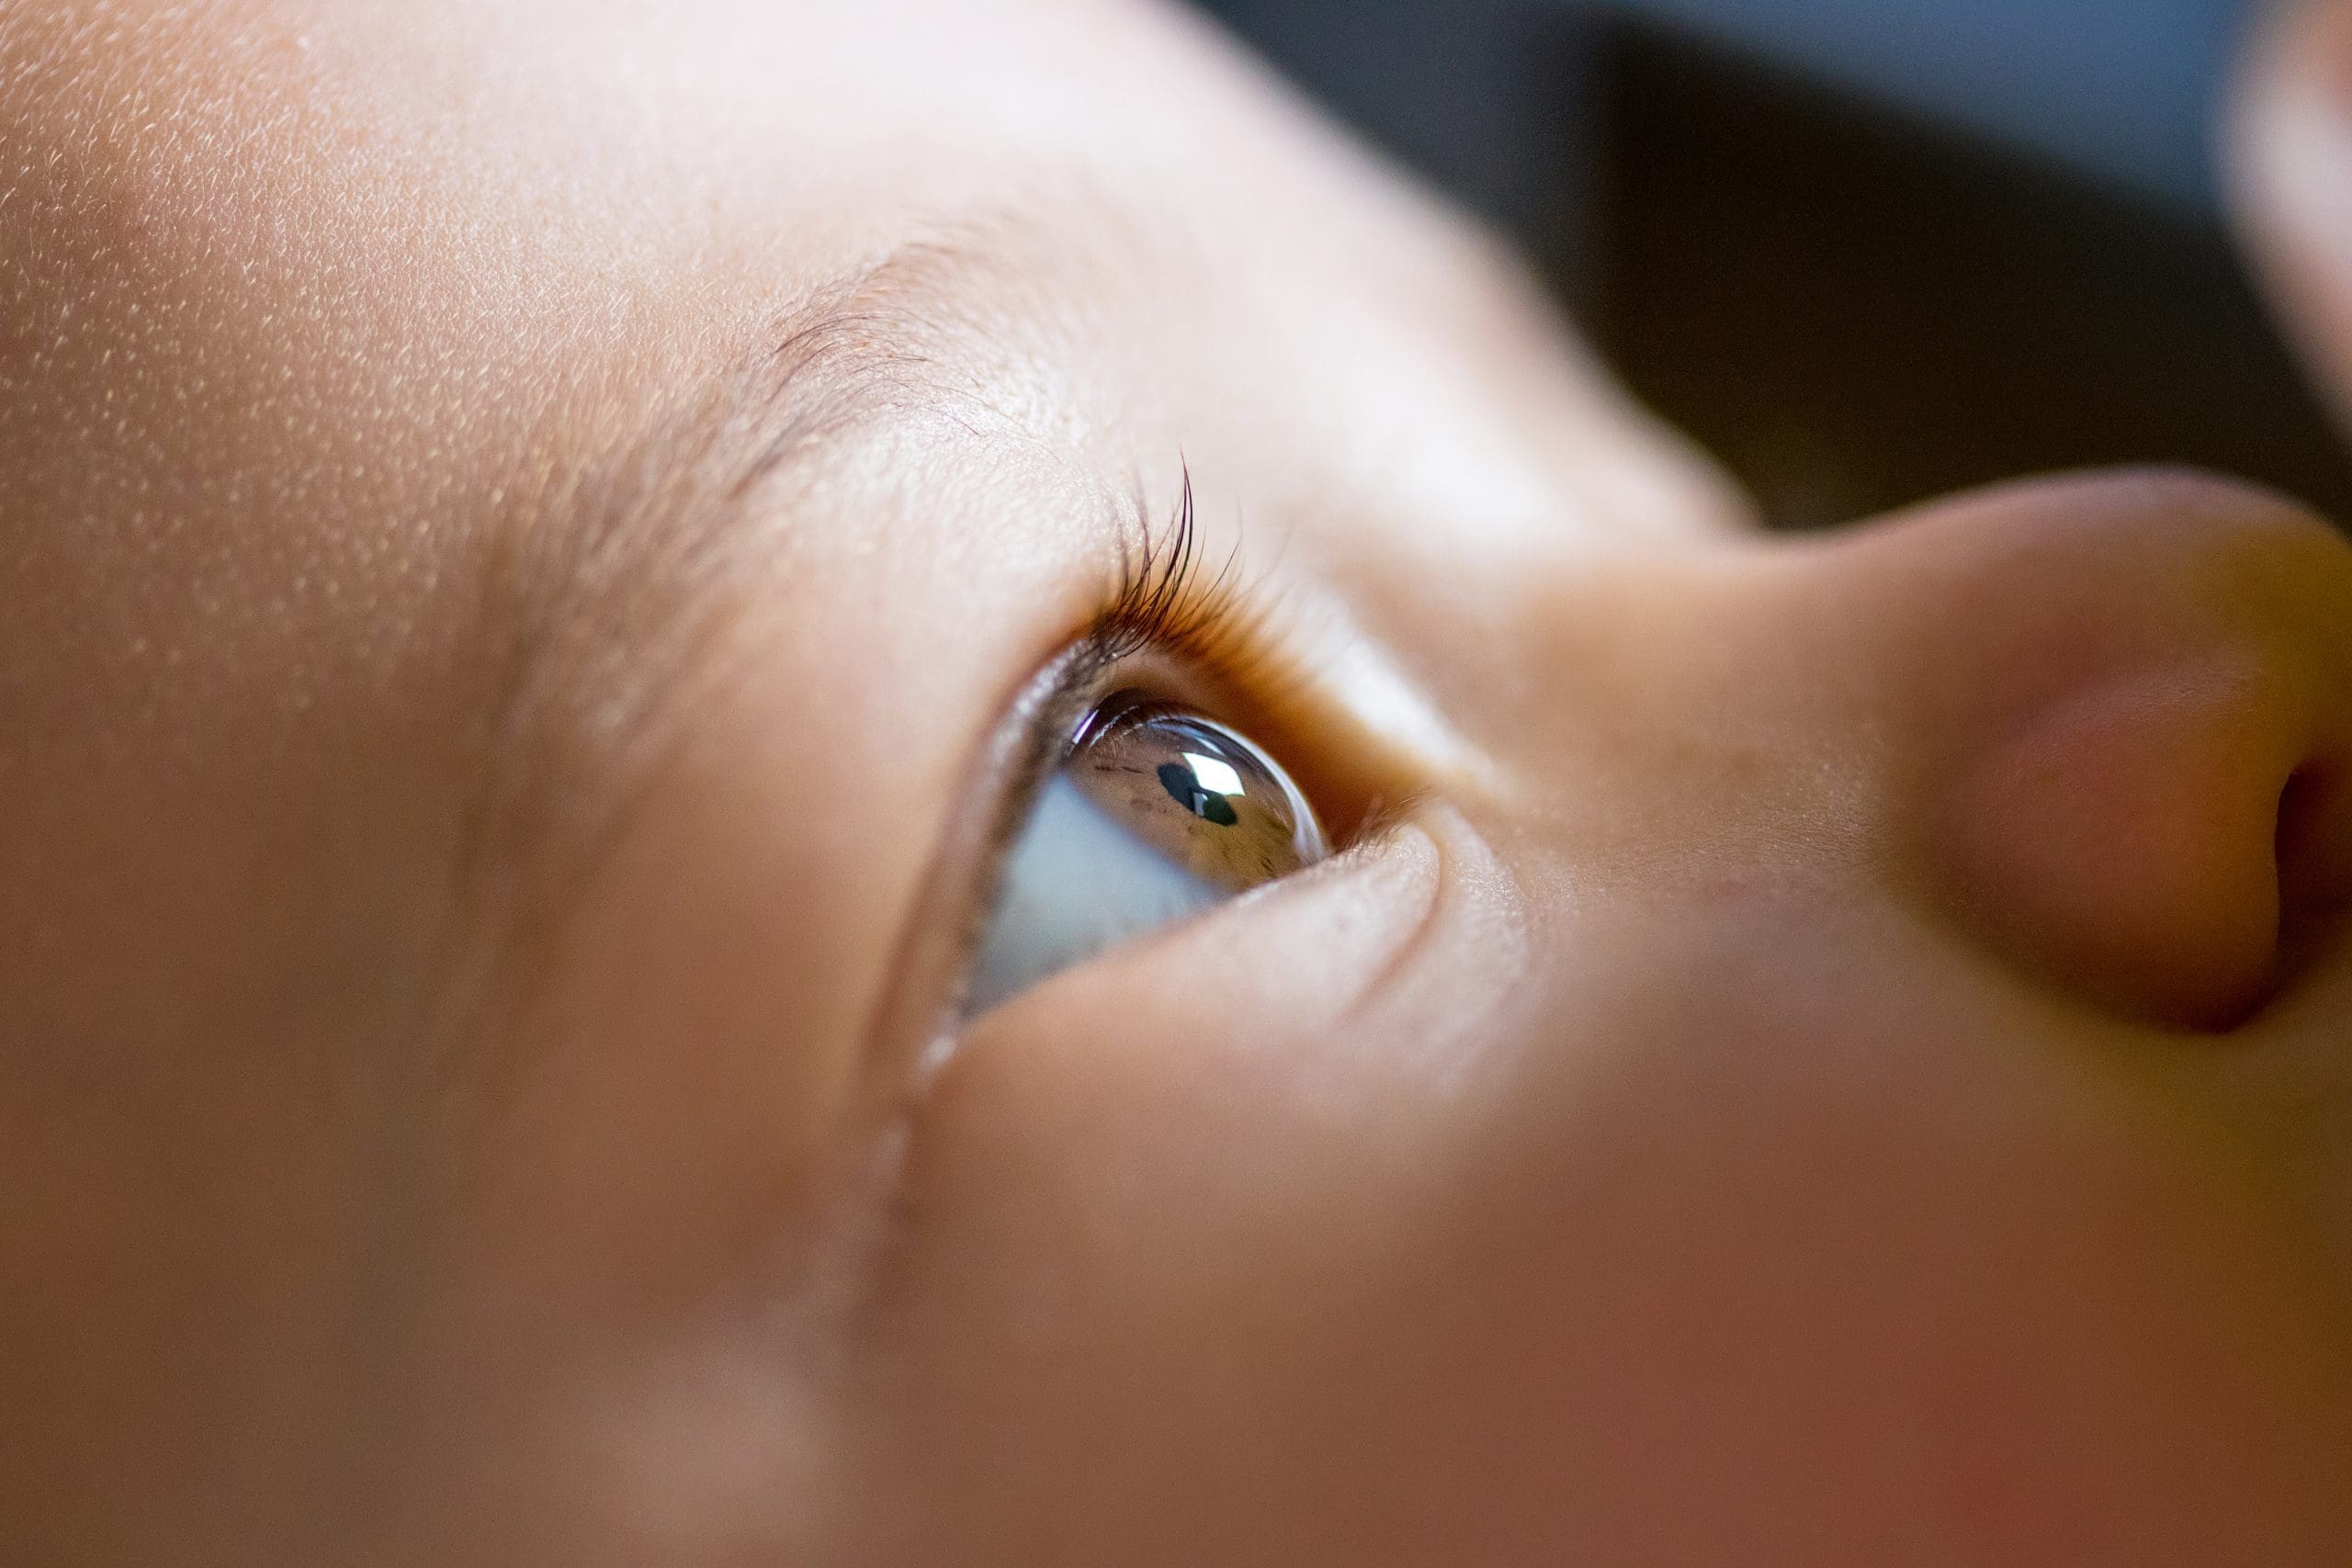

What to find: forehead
left=0, top=0, right=1222, bottom=766
left=0, top=0, right=1193, bottom=482
left=3, top=0, right=1680, bottom=545
left=0, top=0, right=1698, bottom=1045
left=0, top=0, right=1194, bottom=1083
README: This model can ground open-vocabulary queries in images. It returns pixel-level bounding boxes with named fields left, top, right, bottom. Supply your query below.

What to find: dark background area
left=1190, top=0, right=2352, bottom=531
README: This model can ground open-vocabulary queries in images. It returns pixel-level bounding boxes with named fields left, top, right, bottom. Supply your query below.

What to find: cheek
left=858, top=826, right=1532, bottom=1555
left=1459, top=1000, right=2348, bottom=1561
left=850, top=873, right=2352, bottom=1562
left=1453, top=899, right=2352, bottom=1559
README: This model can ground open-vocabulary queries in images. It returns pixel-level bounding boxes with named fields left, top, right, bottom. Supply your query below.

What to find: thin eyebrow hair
left=455, top=235, right=1009, bottom=962
left=429, top=187, right=1179, bottom=1110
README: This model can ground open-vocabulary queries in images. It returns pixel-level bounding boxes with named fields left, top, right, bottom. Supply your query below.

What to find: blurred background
left=1189, top=0, right=2352, bottom=530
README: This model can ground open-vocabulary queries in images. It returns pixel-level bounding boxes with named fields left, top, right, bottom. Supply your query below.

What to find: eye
left=966, top=689, right=1329, bottom=1013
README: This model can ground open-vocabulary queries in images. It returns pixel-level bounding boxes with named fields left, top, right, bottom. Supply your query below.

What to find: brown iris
left=1067, top=692, right=1328, bottom=895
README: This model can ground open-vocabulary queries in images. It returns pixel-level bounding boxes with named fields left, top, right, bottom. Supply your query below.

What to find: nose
left=1831, top=471, right=2352, bottom=1030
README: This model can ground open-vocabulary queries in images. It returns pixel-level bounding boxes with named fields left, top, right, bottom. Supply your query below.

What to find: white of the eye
left=966, top=771, right=1225, bottom=1014
left=1183, top=752, right=1244, bottom=798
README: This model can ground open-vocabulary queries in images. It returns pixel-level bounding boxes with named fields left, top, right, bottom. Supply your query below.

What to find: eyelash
left=1090, top=489, right=1422, bottom=852
left=1086, top=463, right=1287, bottom=701
left=973, top=463, right=1307, bottom=892
left=933, top=468, right=1292, bottom=1022
left=930, top=463, right=1403, bottom=1030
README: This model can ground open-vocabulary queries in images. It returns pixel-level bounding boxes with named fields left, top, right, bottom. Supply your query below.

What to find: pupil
left=1158, top=760, right=1240, bottom=827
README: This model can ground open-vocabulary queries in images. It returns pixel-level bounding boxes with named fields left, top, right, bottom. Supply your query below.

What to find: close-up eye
left=967, top=687, right=1329, bottom=1013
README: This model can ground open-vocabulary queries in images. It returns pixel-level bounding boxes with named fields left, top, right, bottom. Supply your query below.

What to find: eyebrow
left=458, top=235, right=1012, bottom=932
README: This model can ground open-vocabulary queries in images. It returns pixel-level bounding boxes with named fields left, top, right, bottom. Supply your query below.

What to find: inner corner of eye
left=962, top=686, right=1332, bottom=1014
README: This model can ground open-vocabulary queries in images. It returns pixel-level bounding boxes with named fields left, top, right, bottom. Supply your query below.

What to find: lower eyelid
left=955, top=805, right=1504, bottom=1055
left=878, top=811, right=1521, bottom=1318
left=1321, top=808, right=1524, bottom=1036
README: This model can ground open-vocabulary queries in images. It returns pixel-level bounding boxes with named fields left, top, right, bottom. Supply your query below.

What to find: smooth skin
left=6, top=1, right=2352, bottom=1562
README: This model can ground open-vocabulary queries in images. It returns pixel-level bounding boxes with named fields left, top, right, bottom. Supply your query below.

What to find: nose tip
left=1885, top=471, right=2352, bottom=1030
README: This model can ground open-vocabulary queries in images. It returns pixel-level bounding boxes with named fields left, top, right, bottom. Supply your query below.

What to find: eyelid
left=951, top=642, right=1182, bottom=986
left=952, top=637, right=1364, bottom=1025
left=854, top=637, right=1106, bottom=1089
left=870, top=472, right=1396, bottom=1074
left=932, top=475, right=1279, bottom=992
left=943, top=578, right=1411, bottom=1030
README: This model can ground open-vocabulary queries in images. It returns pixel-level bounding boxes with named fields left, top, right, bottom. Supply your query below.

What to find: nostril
left=1861, top=469, right=2352, bottom=1032
left=2276, top=763, right=2352, bottom=978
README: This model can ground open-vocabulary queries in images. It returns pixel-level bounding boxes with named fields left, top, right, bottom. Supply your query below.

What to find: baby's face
left=7, top=1, right=2352, bottom=1562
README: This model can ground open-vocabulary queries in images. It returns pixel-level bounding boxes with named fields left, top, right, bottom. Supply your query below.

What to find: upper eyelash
left=935, top=465, right=1271, bottom=1023
left=917, top=464, right=1344, bottom=1037
left=1087, top=479, right=1419, bottom=848
left=979, top=462, right=1276, bottom=830
left=1089, top=460, right=1283, bottom=695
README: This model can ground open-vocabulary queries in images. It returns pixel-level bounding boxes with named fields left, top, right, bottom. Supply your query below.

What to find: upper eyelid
left=957, top=636, right=1193, bottom=940
left=853, top=475, right=1255, bottom=1079
left=941, top=615, right=1291, bottom=1026
left=969, top=465, right=1287, bottom=883
left=871, top=468, right=1339, bottom=1064
left=853, top=637, right=1101, bottom=1082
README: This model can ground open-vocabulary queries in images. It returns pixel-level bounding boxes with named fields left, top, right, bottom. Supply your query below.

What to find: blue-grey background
left=1188, top=0, right=2346, bottom=530
left=1589, top=0, right=2251, bottom=206
left=1200, top=0, right=2254, bottom=226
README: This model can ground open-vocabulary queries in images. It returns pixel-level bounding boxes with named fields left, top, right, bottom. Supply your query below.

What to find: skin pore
left=6, top=0, right=2352, bottom=1562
